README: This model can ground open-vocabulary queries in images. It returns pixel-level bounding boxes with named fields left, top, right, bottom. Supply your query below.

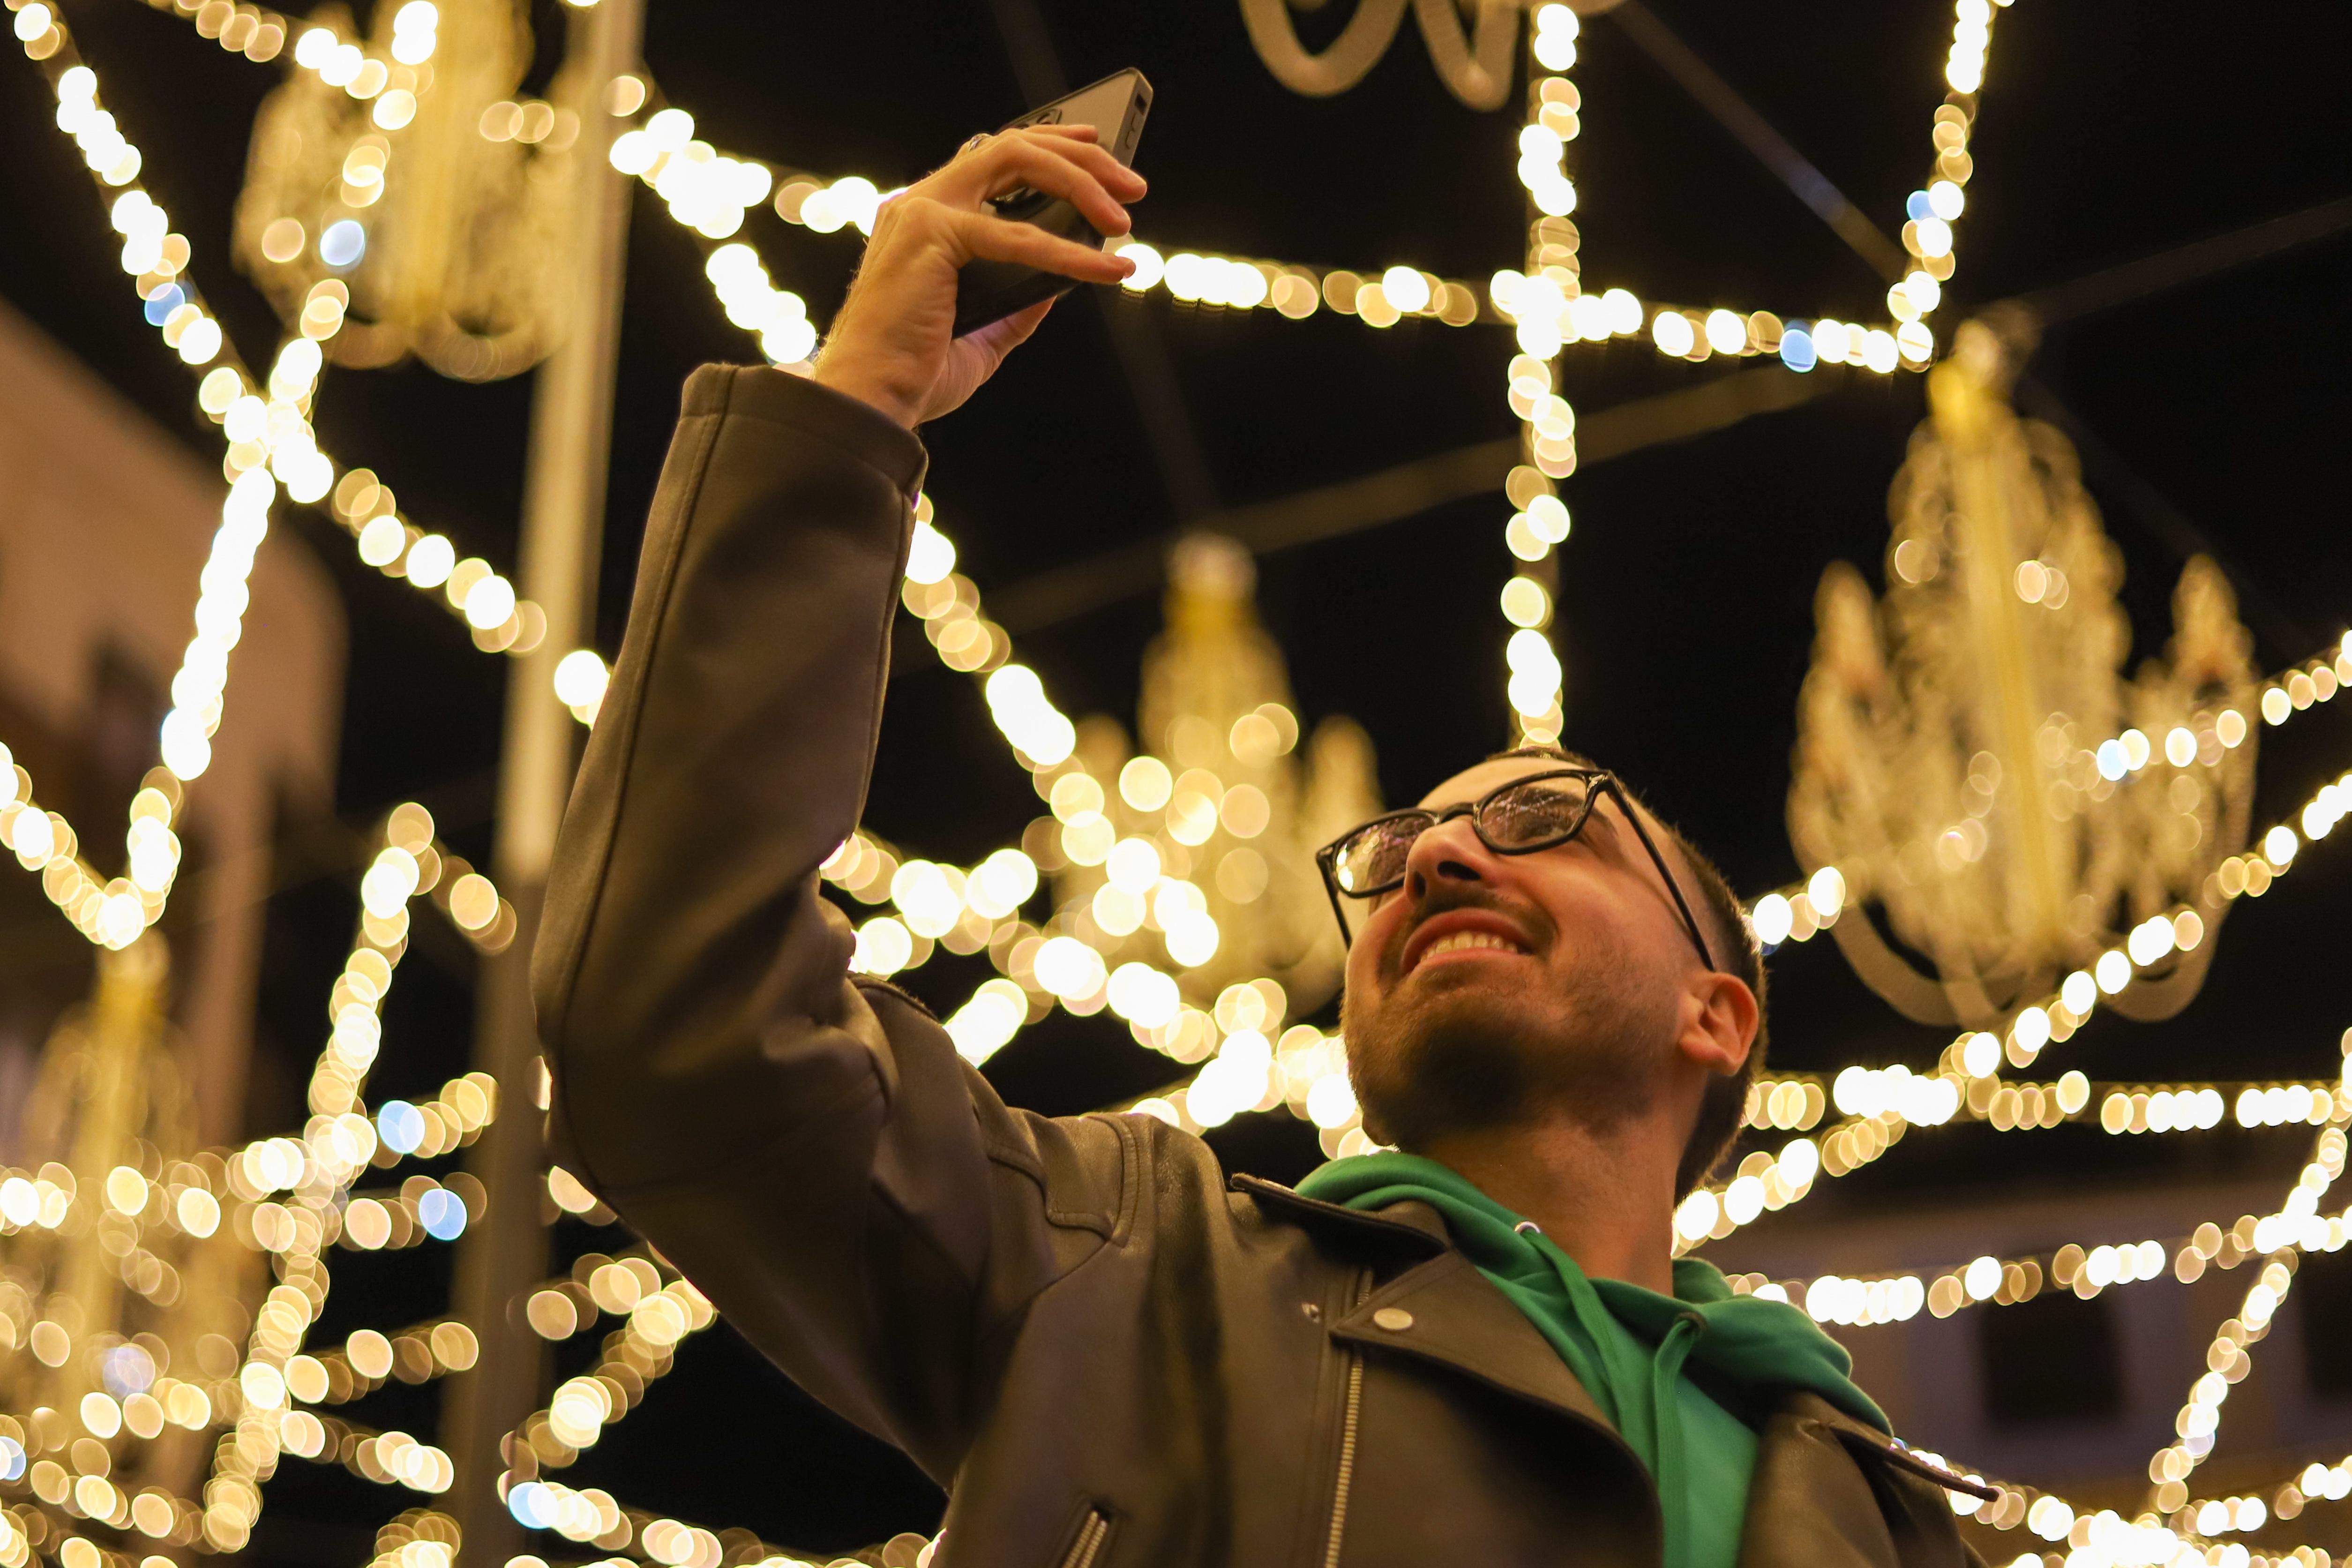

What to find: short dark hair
left=1485, top=746, right=1767, bottom=1200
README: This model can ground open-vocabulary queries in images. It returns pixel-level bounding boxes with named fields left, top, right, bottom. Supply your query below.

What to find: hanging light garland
left=28, top=2, right=2352, bottom=1562
left=1723, top=1150, right=2352, bottom=1332
left=9, top=8, right=534, bottom=964
left=28, top=0, right=2352, bottom=1242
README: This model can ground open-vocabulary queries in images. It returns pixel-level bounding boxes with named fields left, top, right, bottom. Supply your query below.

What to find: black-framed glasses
left=1313, top=767, right=1717, bottom=970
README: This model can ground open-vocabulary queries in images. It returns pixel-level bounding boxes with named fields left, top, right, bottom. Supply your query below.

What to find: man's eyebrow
left=1579, top=798, right=1639, bottom=860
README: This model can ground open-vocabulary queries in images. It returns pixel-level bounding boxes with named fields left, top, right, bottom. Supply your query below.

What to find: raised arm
left=530, top=128, right=1144, bottom=1475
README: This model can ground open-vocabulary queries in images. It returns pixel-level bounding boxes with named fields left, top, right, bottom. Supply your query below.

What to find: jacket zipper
left=1058, top=1506, right=1110, bottom=1568
left=1320, top=1353, right=1363, bottom=1568
left=1320, top=1268, right=1372, bottom=1568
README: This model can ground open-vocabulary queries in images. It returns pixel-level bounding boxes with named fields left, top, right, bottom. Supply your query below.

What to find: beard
left=1341, top=888, right=1678, bottom=1153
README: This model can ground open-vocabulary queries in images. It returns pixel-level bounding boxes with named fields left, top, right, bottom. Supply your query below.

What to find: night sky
left=5, top=0, right=2352, bottom=1554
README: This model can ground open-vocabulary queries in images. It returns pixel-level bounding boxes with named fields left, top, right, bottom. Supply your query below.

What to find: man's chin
left=1390, top=957, right=1548, bottom=1012
left=1348, top=988, right=1550, bottom=1148
left=1353, top=975, right=1556, bottom=1080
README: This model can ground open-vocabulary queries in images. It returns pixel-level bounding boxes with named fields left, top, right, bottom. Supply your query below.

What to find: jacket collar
left=1738, top=1392, right=1988, bottom=1568
left=1233, top=1177, right=1625, bottom=1438
left=1334, top=1248, right=1625, bottom=1434
left=1228, top=1173, right=1452, bottom=1256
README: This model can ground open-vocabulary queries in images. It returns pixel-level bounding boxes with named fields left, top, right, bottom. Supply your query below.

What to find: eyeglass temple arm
left=1608, top=787, right=1718, bottom=972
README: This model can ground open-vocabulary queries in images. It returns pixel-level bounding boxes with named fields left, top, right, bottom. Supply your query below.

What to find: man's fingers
left=952, top=208, right=1135, bottom=285
left=934, top=128, right=1145, bottom=223
left=975, top=138, right=1137, bottom=237
left=993, top=130, right=1146, bottom=198
left=1031, top=134, right=1147, bottom=197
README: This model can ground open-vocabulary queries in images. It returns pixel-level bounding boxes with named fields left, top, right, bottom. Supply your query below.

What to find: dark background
left=5, top=0, right=2351, bottom=1554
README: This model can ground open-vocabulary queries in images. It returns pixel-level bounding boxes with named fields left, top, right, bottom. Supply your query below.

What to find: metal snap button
left=1372, top=1306, right=1415, bottom=1332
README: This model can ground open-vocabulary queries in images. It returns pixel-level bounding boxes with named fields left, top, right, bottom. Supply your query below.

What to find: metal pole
left=447, top=0, right=643, bottom=1555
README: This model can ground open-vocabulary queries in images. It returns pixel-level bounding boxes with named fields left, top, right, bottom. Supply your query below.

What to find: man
left=535, top=125, right=1985, bottom=1567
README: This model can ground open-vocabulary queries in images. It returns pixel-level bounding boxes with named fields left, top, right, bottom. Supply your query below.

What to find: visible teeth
left=1422, top=930, right=1528, bottom=959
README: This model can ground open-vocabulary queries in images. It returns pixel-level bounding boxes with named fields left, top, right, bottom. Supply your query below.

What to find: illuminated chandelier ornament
left=1045, top=535, right=1381, bottom=1019
left=1789, top=316, right=2259, bottom=1029
left=231, top=0, right=584, bottom=381
left=0, top=939, right=264, bottom=1555
left=1240, top=0, right=1619, bottom=111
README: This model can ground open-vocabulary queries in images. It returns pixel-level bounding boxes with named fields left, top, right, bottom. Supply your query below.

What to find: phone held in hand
left=952, top=68, right=1153, bottom=338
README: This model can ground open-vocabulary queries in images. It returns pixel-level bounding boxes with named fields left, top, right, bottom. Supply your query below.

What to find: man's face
left=1338, top=757, right=1712, bottom=1150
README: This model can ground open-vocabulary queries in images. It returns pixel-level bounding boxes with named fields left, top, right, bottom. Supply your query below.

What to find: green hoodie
left=1296, top=1153, right=1886, bottom=1568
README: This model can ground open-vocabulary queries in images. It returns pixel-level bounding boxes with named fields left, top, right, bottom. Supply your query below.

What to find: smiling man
left=536, top=127, right=1985, bottom=1567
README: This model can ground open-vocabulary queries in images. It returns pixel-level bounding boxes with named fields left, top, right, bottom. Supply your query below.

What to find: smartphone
left=952, top=68, right=1153, bottom=337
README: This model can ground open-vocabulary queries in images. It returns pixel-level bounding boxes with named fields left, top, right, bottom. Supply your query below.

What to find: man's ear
left=1677, top=970, right=1756, bottom=1080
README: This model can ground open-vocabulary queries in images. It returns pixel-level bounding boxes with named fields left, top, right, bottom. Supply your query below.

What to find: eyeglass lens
left=1333, top=775, right=1595, bottom=895
left=1478, top=774, right=1594, bottom=848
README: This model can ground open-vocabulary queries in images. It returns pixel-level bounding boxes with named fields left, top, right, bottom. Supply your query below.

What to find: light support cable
left=1887, top=0, right=2007, bottom=346
left=108, top=0, right=448, bottom=96
left=2270, top=1452, right=2352, bottom=1538
left=776, top=121, right=1930, bottom=372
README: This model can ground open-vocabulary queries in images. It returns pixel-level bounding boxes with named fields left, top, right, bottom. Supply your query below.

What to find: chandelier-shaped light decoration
left=1789, top=319, right=2259, bottom=1028
left=231, top=0, right=584, bottom=380
left=0, top=941, right=266, bottom=1548
left=1041, top=536, right=1381, bottom=1017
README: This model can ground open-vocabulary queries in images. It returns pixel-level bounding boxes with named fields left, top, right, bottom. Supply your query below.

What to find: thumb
left=966, top=296, right=1057, bottom=367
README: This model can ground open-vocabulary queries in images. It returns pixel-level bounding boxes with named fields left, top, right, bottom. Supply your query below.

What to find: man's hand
left=813, top=125, right=1145, bottom=429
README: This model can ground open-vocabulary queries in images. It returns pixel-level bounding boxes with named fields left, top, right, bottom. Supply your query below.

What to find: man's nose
left=1401, top=813, right=1501, bottom=900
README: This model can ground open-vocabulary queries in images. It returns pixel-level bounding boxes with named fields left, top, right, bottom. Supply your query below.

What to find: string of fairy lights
left=5, top=9, right=537, bottom=968
left=87, top=0, right=2352, bottom=1302
left=0, top=801, right=510, bottom=1565
left=1720, top=1095, right=2352, bottom=1328
left=19, top=0, right=2352, bottom=1560
left=1671, top=740, right=2352, bottom=1262
left=7, top=9, right=892, bottom=1568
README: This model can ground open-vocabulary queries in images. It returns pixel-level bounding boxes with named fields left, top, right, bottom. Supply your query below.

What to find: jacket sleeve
left=532, top=365, right=1128, bottom=1481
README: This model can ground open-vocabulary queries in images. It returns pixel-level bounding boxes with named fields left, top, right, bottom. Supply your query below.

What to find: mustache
left=1380, top=883, right=1558, bottom=978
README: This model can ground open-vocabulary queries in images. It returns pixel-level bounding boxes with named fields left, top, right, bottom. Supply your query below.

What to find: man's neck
left=1416, top=1118, right=1681, bottom=1294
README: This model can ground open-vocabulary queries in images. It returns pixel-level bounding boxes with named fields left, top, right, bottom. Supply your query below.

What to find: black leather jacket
left=534, top=364, right=1987, bottom=1568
